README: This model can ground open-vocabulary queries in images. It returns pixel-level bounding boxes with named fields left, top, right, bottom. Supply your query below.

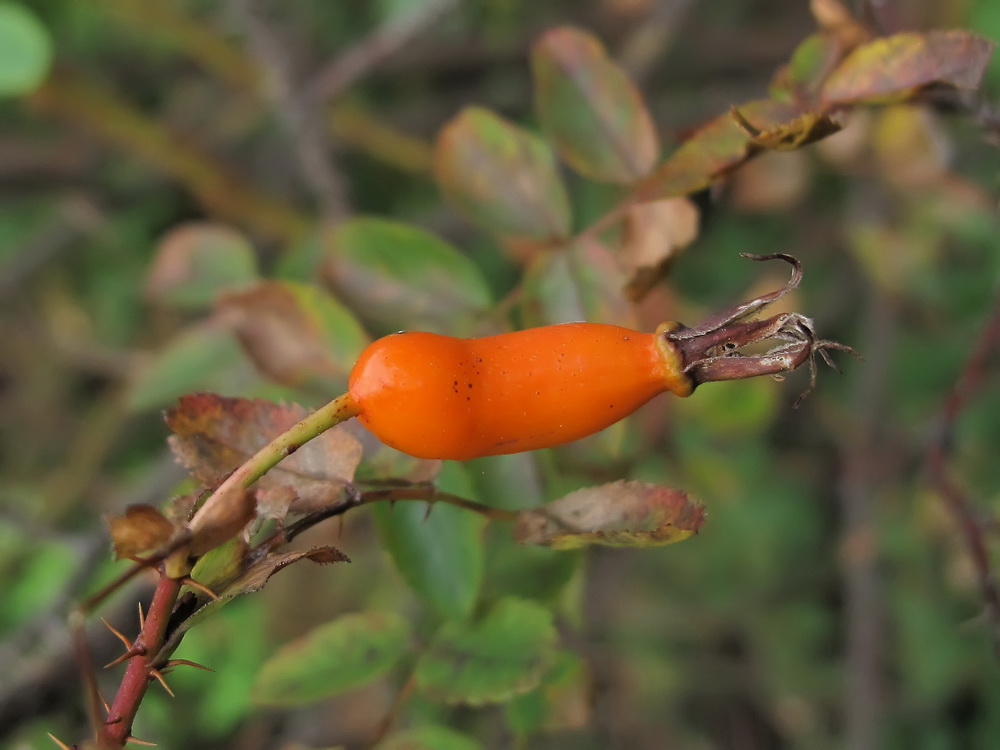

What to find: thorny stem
left=101, top=572, right=182, bottom=746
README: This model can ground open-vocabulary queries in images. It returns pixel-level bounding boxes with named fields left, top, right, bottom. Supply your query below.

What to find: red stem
left=102, top=572, right=182, bottom=745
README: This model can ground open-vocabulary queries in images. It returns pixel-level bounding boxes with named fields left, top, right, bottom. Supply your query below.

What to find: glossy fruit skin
left=348, top=322, right=692, bottom=460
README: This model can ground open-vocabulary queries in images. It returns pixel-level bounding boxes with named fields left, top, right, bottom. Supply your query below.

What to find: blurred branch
left=29, top=71, right=311, bottom=243
left=97, top=0, right=434, bottom=175
left=926, top=291, right=1000, bottom=658
left=228, top=0, right=352, bottom=223
left=839, top=280, right=896, bottom=750
left=304, top=0, right=462, bottom=104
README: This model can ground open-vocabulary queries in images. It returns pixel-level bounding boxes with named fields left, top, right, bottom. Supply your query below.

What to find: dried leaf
left=216, top=280, right=368, bottom=388
left=514, top=481, right=705, bottom=549
left=165, top=546, right=350, bottom=646
left=187, top=485, right=256, bottom=557
left=620, top=197, right=699, bottom=300
left=820, top=30, right=995, bottom=107
left=166, top=394, right=363, bottom=514
left=730, top=106, right=842, bottom=151
left=532, top=26, right=658, bottom=182
left=434, top=106, right=571, bottom=240
left=637, top=99, right=807, bottom=200
left=106, top=504, right=181, bottom=560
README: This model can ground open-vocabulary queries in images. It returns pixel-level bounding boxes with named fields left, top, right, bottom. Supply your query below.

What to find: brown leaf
left=188, top=485, right=256, bottom=557
left=166, top=394, right=363, bottom=514
left=820, top=31, right=996, bottom=107
left=514, top=481, right=705, bottom=549
left=728, top=150, right=811, bottom=213
left=216, top=280, right=359, bottom=387
left=620, top=197, right=699, bottom=300
left=730, top=106, right=843, bottom=151
left=107, top=504, right=181, bottom=560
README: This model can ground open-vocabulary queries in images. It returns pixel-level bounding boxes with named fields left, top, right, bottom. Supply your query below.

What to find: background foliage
left=2, top=1, right=1000, bottom=748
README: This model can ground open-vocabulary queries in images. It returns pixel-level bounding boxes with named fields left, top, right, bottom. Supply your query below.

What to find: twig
left=29, top=71, right=311, bottom=243
left=304, top=0, right=462, bottom=104
left=228, top=0, right=352, bottom=223
left=839, top=279, right=895, bottom=750
left=101, top=572, right=183, bottom=746
left=926, top=291, right=1000, bottom=658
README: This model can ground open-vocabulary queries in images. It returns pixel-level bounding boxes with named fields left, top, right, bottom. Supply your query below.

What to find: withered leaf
left=514, top=481, right=706, bottom=549
left=165, top=546, right=350, bottom=648
left=620, top=197, right=699, bottom=301
left=820, top=30, right=995, bottom=107
left=107, top=504, right=182, bottom=560
left=730, top=105, right=842, bottom=151
left=636, top=100, right=805, bottom=201
left=166, top=394, right=363, bottom=515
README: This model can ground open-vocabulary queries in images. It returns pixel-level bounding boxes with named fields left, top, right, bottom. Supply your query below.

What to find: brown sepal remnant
left=664, top=254, right=859, bottom=404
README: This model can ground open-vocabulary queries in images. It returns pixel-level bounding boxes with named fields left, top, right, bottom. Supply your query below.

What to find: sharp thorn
left=46, top=733, right=73, bottom=750
left=125, top=735, right=158, bottom=746
left=149, top=669, right=176, bottom=698
left=101, top=618, right=134, bottom=650
left=164, top=658, right=215, bottom=673
left=180, top=576, right=221, bottom=601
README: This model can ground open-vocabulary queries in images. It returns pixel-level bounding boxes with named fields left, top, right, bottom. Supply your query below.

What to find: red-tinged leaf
left=323, top=217, right=492, bottom=337
left=532, top=27, right=659, bottom=183
left=514, top=481, right=705, bottom=549
left=636, top=99, right=802, bottom=200
left=166, top=394, right=362, bottom=514
left=619, top=197, right=699, bottom=300
left=106, top=504, right=181, bottom=560
left=820, top=31, right=996, bottom=107
left=771, top=33, right=848, bottom=103
left=521, top=237, right=637, bottom=329
left=434, top=107, right=571, bottom=240
left=145, top=222, right=258, bottom=311
left=216, top=280, right=369, bottom=388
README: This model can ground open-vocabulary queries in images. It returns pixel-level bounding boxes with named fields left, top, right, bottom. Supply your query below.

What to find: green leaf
left=375, top=726, right=484, bottom=750
left=145, top=222, right=259, bottom=311
left=820, top=31, right=995, bottom=106
left=434, top=107, right=571, bottom=240
left=0, top=4, right=52, bottom=96
left=372, top=462, right=485, bottom=620
left=533, top=27, right=658, bottom=182
left=521, top=239, right=636, bottom=329
left=126, top=321, right=249, bottom=412
left=251, top=611, right=412, bottom=706
left=324, top=217, right=492, bottom=336
left=505, top=651, right=590, bottom=736
left=415, top=598, right=557, bottom=705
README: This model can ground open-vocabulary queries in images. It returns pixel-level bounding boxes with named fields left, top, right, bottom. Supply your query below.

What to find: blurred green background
left=2, top=1, right=1000, bottom=748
